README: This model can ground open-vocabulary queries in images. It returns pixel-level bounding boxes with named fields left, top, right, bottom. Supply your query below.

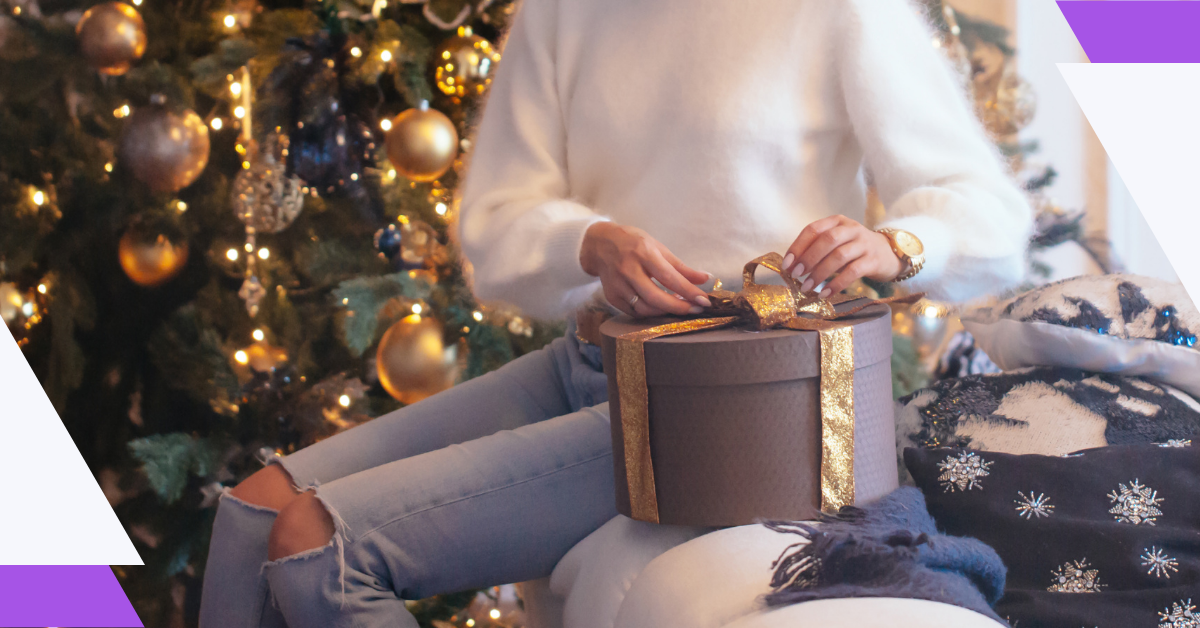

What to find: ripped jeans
left=199, top=324, right=615, bottom=628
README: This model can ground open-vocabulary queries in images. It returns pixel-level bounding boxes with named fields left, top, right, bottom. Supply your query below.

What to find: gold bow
left=616, top=253, right=923, bottom=523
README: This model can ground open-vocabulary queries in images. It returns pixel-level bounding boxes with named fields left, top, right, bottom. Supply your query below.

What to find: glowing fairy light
left=252, top=329, right=265, bottom=341
left=226, top=248, right=239, bottom=261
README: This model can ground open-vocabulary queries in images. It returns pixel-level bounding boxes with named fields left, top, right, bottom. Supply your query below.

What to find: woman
left=200, top=0, right=1032, bottom=626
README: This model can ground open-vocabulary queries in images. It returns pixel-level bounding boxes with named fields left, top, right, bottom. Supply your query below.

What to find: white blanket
left=524, top=516, right=1004, bottom=628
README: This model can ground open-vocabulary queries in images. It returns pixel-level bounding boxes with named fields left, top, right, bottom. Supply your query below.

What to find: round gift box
left=600, top=302, right=896, bottom=526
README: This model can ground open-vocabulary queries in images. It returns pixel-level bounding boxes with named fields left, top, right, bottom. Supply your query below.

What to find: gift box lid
left=599, top=301, right=893, bottom=386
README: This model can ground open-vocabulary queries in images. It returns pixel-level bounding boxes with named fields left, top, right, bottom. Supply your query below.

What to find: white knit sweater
left=457, top=0, right=1033, bottom=319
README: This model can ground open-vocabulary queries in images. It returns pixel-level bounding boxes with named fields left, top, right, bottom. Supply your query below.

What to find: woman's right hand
left=580, top=222, right=713, bottom=317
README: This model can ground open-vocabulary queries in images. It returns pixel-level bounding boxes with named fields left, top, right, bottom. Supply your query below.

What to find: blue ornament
left=374, top=224, right=403, bottom=261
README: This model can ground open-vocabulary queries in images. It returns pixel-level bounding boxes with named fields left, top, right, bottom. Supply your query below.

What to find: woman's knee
left=230, top=463, right=300, bottom=512
left=268, top=491, right=336, bottom=561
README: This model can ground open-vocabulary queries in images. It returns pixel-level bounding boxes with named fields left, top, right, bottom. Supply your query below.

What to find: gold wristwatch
left=875, top=228, right=925, bottom=282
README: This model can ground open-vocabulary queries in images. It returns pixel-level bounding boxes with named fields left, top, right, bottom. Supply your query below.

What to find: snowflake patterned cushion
left=904, top=442, right=1200, bottom=628
left=961, top=274, right=1200, bottom=398
left=896, top=366, right=1200, bottom=460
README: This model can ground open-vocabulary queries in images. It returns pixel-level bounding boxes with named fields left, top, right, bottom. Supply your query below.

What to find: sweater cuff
left=544, top=213, right=610, bottom=289
left=875, top=215, right=953, bottom=288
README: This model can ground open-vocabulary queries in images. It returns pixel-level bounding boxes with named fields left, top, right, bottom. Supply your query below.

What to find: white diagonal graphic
left=0, top=324, right=142, bottom=564
left=1058, top=63, right=1200, bottom=306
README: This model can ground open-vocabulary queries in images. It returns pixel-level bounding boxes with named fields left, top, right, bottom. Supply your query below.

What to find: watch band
left=875, top=228, right=925, bottom=282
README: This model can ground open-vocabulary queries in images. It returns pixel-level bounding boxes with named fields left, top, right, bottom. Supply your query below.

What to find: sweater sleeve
left=456, top=0, right=607, bottom=320
left=834, top=0, right=1034, bottom=303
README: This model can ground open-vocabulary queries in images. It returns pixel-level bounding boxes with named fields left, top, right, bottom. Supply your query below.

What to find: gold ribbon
left=615, top=253, right=922, bottom=523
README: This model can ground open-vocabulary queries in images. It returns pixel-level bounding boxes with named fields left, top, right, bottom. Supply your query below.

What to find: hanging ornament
left=376, top=313, right=458, bottom=404
left=233, top=134, right=305, bottom=233
left=220, top=0, right=261, bottom=30
left=434, top=26, right=501, bottom=100
left=0, top=282, right=24, bottom=326
left=373, top=217, right=442, bottom=269
left=385, top=102, right=458, bottom=183
left=373, top=223, right=403, bottom=263
left=930, top=3, right=971, bottom=88
left=0, top=282, right=41, bottom=345
left=75, top=2, right=147, bottom=76
left=231, top=339, right=288, bottom=383
left=238, top=274, right=266, bottom=316
left=268, top=35, right=375, bottom=199
left=975, top=60, right=1036, bottom=139
left=120, top=103, right=211, bottom=193
left=118, top=217, right=189, bottom=287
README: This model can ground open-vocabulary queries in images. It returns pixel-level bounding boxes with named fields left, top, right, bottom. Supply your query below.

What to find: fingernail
left=694, top=295, right=712, bottom=308
left=790, top=263, right=806, bottom=279
left=819, top=288, right=832, bottom=298
left=801, top=278, right=814, bottom=293
left=782, top=253, right=794, bottom=269
left=688, top=305, right=704, bottom=314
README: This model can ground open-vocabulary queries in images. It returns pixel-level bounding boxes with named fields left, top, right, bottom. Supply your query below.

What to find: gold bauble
left=75, top=2, right=147, bottom=76
left=0, top=282, right=23, bottom=325
left=977, top=61, right=1037, bottom=138
left=434, top=26, right=501, bottom=99
left=376, top=314, right=457, bottom=404
left=120, top=105, right=211, bottom=193
left=385, top=104, right=458, bottom=183
left=118, top=224, right=189, bottom=287
left=1, top=282, right=42, bottom=345
left=231, top=341, right=288, bottom=383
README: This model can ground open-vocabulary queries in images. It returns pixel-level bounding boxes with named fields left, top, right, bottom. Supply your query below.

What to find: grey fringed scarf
left=763, top=487, right=1007, bottom=622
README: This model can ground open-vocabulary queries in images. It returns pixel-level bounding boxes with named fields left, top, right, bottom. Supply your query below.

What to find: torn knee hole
left=267, top=491, right=337, bottom=561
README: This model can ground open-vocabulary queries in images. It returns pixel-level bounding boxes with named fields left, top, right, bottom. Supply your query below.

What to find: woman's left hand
left=781, top=215, right=903, bottom=297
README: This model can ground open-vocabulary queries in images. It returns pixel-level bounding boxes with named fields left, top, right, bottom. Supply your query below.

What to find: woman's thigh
left=315, top=402, right=616, bottom=600
left=279, top=333, right=590, bottom=489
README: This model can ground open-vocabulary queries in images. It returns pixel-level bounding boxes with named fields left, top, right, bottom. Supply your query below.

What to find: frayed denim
left=200, top=323, right=615, bottom=627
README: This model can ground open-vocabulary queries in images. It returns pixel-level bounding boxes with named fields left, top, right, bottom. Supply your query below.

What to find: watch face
left=894, top=230, right=924, bottom=257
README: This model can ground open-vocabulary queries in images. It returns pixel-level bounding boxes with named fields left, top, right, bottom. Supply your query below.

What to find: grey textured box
left=600, top=302, right=897, bottom=526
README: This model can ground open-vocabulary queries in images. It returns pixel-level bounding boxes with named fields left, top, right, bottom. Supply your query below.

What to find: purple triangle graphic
left=0, top=566, right=142, bottom=627
left=1058, top=1, right=1200, bottom=63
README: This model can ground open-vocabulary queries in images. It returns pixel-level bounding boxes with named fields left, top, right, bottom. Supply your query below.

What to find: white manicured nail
left=694, top=295, right=712, bottom=307
left=801, top=278, right=815, bottom=293
left=790, top=263, right=805, bottom=279
left=688, top=305, right=704, bottom=314
left=819, top=288, right=832, bottom=298
left=782, top=253, right=794, bottom=270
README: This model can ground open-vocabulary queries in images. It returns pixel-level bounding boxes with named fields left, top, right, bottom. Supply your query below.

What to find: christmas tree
left=0, top=0, right=554, bottom=624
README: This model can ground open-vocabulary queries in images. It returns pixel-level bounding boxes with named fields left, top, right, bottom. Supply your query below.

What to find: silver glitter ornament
left=239, top=275, right=267, bottom=317
left=232, top=134, right=305, bottom=234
